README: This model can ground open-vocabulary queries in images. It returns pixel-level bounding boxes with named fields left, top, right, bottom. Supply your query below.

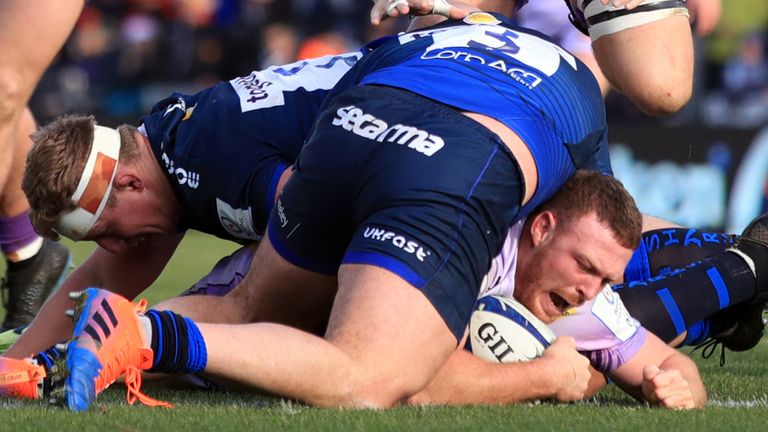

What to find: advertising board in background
left=608, top=122, right=768, bottom=232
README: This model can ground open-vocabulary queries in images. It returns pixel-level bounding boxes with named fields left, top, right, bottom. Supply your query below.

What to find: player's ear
left=114, top=169, right=143, bottom=192
left=530, top=210, right=556, bottom=247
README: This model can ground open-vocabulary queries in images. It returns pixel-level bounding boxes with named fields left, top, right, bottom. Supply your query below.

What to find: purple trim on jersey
left=343, top=251, right=426, bottom=287
left=585, top=327, right=648, bottom=373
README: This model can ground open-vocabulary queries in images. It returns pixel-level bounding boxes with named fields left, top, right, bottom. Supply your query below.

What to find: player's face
left=515, top=212, right=633, bottom=324
left=84, top=194, right=177, bottom=254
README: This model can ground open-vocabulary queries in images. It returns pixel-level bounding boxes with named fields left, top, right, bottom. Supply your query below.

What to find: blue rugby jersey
left=329, top=13, right=611, bottom=213
left=140, top=52, right=361, bottom=242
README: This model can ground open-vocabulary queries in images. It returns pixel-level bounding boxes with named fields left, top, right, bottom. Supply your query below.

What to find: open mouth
left=549, top=293, right=570, bottom=314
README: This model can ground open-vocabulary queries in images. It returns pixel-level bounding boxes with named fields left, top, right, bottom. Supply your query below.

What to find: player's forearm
left=96, top=234, right=184, bottom=297
left=5, top=236, right=182, bottom=358
left=406, top=349, right=560, bottom=405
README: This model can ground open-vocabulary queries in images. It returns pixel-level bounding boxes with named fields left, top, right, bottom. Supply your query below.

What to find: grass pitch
left=0, top=232, right=766, bottom=431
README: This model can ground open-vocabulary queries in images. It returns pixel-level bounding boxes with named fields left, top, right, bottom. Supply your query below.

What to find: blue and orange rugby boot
left=0, top=344, right=68, bottom=401
left=63, top=287, right=172, bottom=411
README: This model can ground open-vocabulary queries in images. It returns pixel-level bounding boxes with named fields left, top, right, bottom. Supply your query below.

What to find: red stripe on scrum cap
left=77, top=152, right=117, bottom=214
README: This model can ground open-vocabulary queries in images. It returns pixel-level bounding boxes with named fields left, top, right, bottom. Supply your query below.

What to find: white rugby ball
left=470, top=295, right=556, bottom=363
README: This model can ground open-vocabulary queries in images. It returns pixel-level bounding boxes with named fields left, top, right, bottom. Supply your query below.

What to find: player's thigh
left=270, top=86, right=524, bottom=338
left=0, top=107, right=35, bottom=212
left=326, top=263, right=457, bottom=399
left=228, top=236, right=337, bottom=330
left=0, top=0, right=84, bottom=88
left=171, top=244, right=335, bottom=331
left=592, top=16, right=693, bottom=114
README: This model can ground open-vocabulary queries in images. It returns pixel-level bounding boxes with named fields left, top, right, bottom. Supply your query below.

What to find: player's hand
left=541, top=336, right=591, bottom=402
left=641, top=365, right=696, bottom=410
left=599, top=0, right=645, bottom=10
left=688, top=0, right=722, bottom=37
left=370, top=0, right=476, bottom=25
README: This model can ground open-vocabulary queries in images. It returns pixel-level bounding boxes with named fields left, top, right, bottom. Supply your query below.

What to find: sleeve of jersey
left=584, top=327, right=648, bottom=373
left=549, top=285, right=646, bottom=373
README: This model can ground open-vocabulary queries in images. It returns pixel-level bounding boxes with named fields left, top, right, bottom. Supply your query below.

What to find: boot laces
left=690, top=338, right=726, bottom=367
left=125, top=366, right=173, bottom=408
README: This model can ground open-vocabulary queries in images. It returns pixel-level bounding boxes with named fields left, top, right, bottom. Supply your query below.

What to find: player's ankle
left=144, top=310, right=207, bottom=374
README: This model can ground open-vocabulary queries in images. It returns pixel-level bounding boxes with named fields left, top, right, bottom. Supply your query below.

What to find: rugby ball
left=470, top=295, right=556, bottom=363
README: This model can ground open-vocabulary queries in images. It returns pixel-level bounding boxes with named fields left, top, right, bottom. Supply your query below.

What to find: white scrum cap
left=55, top=125, right=121, bottom=240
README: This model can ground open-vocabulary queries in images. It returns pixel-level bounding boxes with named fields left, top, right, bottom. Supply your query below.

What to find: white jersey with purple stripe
left=479, top=220, right=647, bottom=373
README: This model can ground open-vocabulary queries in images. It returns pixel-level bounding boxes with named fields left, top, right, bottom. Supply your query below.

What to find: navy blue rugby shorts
left=267, top=85, right=525, bottom=341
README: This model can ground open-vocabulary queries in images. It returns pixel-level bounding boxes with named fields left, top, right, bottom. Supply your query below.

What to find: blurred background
left=27, top=0, right=768, bottom=232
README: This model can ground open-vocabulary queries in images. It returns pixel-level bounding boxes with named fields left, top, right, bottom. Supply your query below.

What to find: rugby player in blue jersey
left=1, top=3, right=765, bottom=410
left=372, top=0, right=697, bottom=116
left=9, top=14, right=609, bottom=406
left=3, top=52, right=362, bottom=362
left=43, top=13, right=759, bottom=411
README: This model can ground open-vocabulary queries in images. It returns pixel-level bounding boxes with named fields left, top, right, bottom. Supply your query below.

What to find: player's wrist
left=530, top=356, right=566, bottom=397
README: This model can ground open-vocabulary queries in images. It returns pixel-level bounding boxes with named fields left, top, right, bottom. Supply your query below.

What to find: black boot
left=711, top=213, right=768, bottom=351
left=2, top=240, right=72, bottom=330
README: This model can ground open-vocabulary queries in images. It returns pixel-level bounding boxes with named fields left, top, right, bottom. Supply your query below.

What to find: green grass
left=1, top=233, right=767, bottom=430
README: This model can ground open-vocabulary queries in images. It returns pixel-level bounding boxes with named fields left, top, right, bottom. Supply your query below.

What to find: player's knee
left=336, top=385, right=403, bottom=409
left=0, top=69, right=25, bottom=125
left=622, top=72, right=692, bottom=116
left=308, top=371, right=407, bottom=408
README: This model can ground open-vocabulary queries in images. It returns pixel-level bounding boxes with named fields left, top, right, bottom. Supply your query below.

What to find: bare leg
left=0, top=108, right=34, bottom=217
left=197, top=238, right=457, bottom=407
left=592, top=16, right=693, bottom=116
left=0, top=0, right=84, bottom=192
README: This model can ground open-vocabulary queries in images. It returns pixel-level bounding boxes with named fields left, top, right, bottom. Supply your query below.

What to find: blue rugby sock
left=145, top=310, right=207, bottom=374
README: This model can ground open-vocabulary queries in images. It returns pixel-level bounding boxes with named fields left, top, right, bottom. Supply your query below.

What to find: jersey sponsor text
left=332, top=105, right=445, bottom=156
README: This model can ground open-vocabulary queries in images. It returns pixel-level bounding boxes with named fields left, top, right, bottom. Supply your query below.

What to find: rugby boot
left=63, top=288, right=172, bottom=411
left=0, top=345, right=68, bottom=401
left=2, top=240, right=73, bottom=331
left=708, top=303, right=766, bottom=352
left=712, top=213, right=768, bottom=351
